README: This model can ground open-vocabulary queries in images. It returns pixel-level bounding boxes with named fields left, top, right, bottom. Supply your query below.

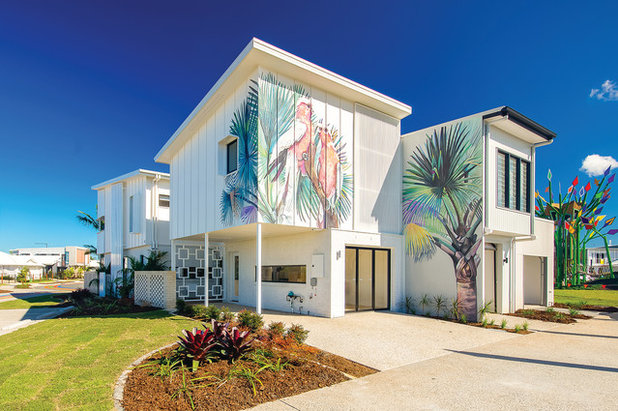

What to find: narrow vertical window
left=129, top=195, right=134, bottom=232
left=227, top=140, right=238, bottom=174
left=509, top=156, right=518, bottom=210
left=497, top=152, right=507, bottom=208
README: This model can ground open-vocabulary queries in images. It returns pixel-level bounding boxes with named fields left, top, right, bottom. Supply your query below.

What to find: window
left=129, top=195, right=135, bottom=232
left=159, top=194, right=170, bottom=208
left=226, top=139, right=238, bottom=174
left=496, top=150, right=530, bottom=212
left=261, top=265, right=306, bottom=283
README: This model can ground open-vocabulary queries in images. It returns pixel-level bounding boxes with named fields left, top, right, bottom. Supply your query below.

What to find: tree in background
left=536, top=166, right=617, bottom=287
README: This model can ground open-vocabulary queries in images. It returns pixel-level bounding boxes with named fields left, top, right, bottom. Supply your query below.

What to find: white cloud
left=590, top=80, right=618, bottom=101
left=580, top=154, right=618, bottom=176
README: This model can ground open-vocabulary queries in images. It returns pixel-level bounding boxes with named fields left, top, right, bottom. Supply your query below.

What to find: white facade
left=156, top=38, right=410, bottom=317
left=402, top=107, right=556, bottom=318
left=92, top=169, right=171, bottom=282
left=104, top=38, right=558, bottom=319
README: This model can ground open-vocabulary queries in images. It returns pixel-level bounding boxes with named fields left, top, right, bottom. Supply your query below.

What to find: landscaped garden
left=122, top=307, right=375, bottom=410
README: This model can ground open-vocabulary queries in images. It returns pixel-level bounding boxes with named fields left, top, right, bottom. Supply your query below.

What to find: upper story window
left=159, top=194, right=170, bottom=208
left=497, top=150, right=530, bottom=212
left=226, top=139, right=238, bottom=174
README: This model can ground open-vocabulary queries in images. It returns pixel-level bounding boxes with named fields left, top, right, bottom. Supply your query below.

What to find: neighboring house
left=0, top=251, right=45, bottom=280
left=150, top=38, right=556, bottom=319
left=9, top=246, right=91, bottom=274
left=92, top=169, right=171, bottom=283
left=402, top=108, right=556, bottom=318
left=586, top=244, right=617, bottom=277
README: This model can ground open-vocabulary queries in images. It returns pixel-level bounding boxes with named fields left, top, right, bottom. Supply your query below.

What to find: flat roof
left=155, top=37, right=412, bottom=164
left=92, top=169, right=170, bottom=190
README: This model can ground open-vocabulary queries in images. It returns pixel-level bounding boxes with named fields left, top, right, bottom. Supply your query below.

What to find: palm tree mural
left=220, top=72, right=352, bottom=228
left=402, top=121, right=483, bottom=320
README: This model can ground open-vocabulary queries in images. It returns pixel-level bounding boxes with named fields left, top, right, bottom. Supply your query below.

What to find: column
left=204, top=233, right=209, bottom=307
left=256, top=223, right=262, bottom=314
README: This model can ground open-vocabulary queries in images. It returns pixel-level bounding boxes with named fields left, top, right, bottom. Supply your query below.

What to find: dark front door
left=345, top=247, right=390, bottom=312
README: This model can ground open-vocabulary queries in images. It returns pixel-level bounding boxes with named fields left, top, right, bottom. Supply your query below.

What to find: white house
left=402, top=107, right=556, bottom=318
left=92, top=169, right=171, bottom=285
left=85, top=38, right=556, bottom=319
left=10, top=246, right=91, bottom=274
left=586, top=244, right=617, bottom=278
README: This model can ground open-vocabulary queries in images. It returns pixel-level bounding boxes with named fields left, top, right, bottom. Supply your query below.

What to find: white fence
left=83, top=271, right=99, bottom=294
left=134, top=271, right=176, bottom=309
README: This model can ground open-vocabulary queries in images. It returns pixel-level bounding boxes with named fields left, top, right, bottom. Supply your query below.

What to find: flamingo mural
left=220, top=72, right=352, bottom=228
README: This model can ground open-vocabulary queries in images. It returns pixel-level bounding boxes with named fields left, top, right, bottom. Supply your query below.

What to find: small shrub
left=546, top=307, right=555, bottom=313
left=569, top=308, right=580, bottom=316
left=237, top=310, right=264, bottom=331
left=176, top=299, right=187, bottom=314
left=219, top=306, right=235, bottom=322
left=419, top=294, right=430, bottom=315
left=459, top=313, right=467, bottom=324
left=450, top=298, right=462, bottom=320
left=203, top=305, right=221, bottom=321
left=433, top=295, right=446, bottom=317
left=404, top=296, right=416, bottom=315
left=69, top=288, right=92, bottom=303
left=481, top=318, right=488, bottom=327
left=267, top=321, right=286, bottom=337
left=514, top=324, right=521, bottom=333
left=522, top=321, right=529, bottom=331
left=286, top=324, right=309, bottom=344
left=500, top=319, right=507, bottom=329
left=489, top=319, right=495, bottom=326
left=555, top=312, right=566, bottom=320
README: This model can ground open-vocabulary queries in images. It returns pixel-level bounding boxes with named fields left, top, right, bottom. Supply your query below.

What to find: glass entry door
left=345, top=247, right=390, bottom=312
left=230, top=253, right=239, bottom=302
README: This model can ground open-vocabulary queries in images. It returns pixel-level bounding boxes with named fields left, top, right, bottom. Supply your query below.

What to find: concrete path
left=252, top=312, right=618, bottom=410
left=0, top=306, right=73, bottom=336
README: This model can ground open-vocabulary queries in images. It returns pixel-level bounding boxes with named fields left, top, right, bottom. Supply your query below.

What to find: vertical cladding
left=402, top=118, right=484, bottom=321
left=354, top=104, right=401, bottom=234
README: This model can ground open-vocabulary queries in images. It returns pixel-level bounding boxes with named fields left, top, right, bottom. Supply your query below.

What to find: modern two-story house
left=150, top=38, right=556, bottom=319
left=92, top=169, right=171, bottom=287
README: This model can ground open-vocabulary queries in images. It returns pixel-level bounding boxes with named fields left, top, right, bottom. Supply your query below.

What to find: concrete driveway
left=253, top=311, right=618, bottom=410
left=262, top=311, right=530, bottom=371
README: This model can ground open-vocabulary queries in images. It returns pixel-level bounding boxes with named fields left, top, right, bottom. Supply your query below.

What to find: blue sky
left=1, top=1, right=617, bottom=251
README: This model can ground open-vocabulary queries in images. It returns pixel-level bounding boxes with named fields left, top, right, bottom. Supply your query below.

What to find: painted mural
left=402, top=121, right=483, bottom=320
left=220, top=72, right=352, bottom=228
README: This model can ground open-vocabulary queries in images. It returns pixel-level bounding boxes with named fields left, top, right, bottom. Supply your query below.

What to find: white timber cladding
left=485, top=124, right=534, bottom=235
left=124, top=176, right=145, bottom=248
left=354, top=104, right=402, bottom=234
left=169, top=68, right=360, bottom=239
left=110, top=183, right=124, bottom=279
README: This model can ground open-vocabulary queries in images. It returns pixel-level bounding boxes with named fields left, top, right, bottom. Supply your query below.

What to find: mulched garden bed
left=552, top=303, right=618, bottom=312
left=509, top=309, right=590, bottom=324
left=0, top=289, right=11, bottom=293
left=123, top=343, right=376, bottom=411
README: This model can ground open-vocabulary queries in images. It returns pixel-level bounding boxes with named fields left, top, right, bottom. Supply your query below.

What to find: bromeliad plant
left=176, top=320, right=256, bottom=370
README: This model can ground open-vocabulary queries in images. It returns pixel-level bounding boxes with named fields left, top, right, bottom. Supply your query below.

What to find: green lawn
left=0, top=294, right=66, bottom=310
left=554, top=289, right=618, bottom=307
left=0, top=310, right=197, bottom=410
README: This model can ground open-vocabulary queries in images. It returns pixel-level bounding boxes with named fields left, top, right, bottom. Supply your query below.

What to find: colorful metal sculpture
left=536, top=166, right=617, bottom=287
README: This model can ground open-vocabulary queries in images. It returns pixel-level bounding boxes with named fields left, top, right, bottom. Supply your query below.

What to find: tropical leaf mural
left=402, top=121, right=483, bottom=320
left=220, top=71, right=352, bottom=228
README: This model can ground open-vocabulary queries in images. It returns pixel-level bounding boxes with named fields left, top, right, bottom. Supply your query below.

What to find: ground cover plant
left=0, top=294, right=68, bottom=310
left=123, top=315, right=376, bottom=410
left=511, top=308, right=590, bottom=324
left=0, top=310, right=198, bottom=409
left=553, top=289, right=618, bottom=310
left=63, top=288, right=156, bottom=316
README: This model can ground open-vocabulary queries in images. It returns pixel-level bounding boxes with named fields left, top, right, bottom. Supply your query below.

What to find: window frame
left=496, top=150, right=531, bottom=213
left=259, top=264, right=307, bottom=284
left=226, top=139, right=238, bottom=175
left=158, top=194, right=170, bottom=208
left=129, top=195, right=135, bottom=232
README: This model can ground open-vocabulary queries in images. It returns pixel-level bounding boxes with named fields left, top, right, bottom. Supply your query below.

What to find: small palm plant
left=433, top=295, right=446, bottom=317
left=419, top=294, right=430, bottom=315
left=478, top=300, right=493, bottom=322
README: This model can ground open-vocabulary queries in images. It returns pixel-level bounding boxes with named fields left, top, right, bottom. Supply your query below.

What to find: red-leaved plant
left=218, top=323, right=255, bottom=362
left=177, top=326, right=217, bottom=362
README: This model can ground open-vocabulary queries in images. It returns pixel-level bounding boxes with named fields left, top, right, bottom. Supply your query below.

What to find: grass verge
left=554, top=289, right=618, bottom=307
left=0, top=310, right=198, bottom=409
left=0, top=294, right=66, bottom=310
